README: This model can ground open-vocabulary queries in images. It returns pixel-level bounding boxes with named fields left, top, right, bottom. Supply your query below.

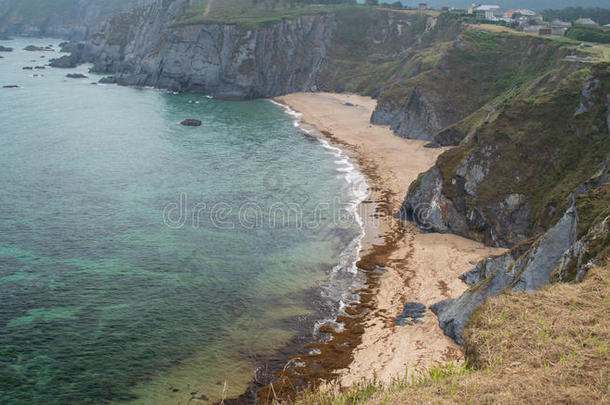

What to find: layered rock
left=423, top=65, right=610, bottom=345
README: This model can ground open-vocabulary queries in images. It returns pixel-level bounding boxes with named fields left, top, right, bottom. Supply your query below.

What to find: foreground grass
left=294, top=263, right=609, bottom=404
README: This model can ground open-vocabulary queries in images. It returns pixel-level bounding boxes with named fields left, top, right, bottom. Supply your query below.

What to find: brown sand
left=274, top=92, right=506, bottom=387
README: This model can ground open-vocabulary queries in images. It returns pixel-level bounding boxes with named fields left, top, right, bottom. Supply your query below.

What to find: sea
left=0, top=37, right=368, bottom=404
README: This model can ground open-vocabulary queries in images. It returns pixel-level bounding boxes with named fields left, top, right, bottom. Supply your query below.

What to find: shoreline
left=270, top=92, right=506, bottom=395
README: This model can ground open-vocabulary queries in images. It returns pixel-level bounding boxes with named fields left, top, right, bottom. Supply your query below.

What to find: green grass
left=172, top=0, right=362, bottom=28
left=434, top=63, right=610, bottom=239
left=296, top=361, right=469, bottom=405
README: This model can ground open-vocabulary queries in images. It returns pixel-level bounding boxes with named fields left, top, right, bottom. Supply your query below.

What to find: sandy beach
left=274, top=92, right=506, bottom=387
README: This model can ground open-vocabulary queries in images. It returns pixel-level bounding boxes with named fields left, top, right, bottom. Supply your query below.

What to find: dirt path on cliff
left=274, top=92, right=506, bottom=387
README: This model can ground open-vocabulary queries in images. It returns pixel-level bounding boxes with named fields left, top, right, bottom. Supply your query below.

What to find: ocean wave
left=270, top=98, right=370, bottom=339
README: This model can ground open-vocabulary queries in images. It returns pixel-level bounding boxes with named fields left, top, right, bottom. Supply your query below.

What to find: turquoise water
left=0, top=38, right=365, bottom=404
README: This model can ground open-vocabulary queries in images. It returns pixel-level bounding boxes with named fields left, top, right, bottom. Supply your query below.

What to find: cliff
left=0, top=0, right=154, bottom=39
left=63, top=5, right=464, bottom=98
left=418, top=64, right=610, bottom=344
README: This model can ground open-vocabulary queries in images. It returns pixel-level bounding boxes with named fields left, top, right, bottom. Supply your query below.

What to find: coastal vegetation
left=566, top=24, right=610, bottom=44
left=172, top=0, right=360, bottom=27
left=298, top=263, right=609, bottom=404
left=542, top=7, right=610, bottom=26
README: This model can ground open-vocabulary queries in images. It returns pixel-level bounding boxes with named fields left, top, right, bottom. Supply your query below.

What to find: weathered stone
left=394, top=302, right=426, bottom=326
left=49, top=55, right=78, bottom=68
left=24, top=45, right=53, bottom=52
left=180, top=119, right=202, bottom=127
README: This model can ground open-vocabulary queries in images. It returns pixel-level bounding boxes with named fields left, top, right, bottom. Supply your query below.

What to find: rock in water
left=66, top=73, right=88, bottom=79
left=49, top=55, right=77, bottom=68
left=0, top=46, right=13, bottom=52
left=22, top=66, right=33, bottom=70
left=24, top=45, right=53, bottom=52
left=3, top=85, right=19, bottom=88
left=181, top=119, right=202, bottom=127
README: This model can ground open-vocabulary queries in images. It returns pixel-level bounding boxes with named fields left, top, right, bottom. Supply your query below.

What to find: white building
left=550, top=19, right=572, bottom=36
left=473, top=5, right=502, bottom=20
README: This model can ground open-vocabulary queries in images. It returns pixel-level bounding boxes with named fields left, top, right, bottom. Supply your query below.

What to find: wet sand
left=274, top=92, right=506, bottom=387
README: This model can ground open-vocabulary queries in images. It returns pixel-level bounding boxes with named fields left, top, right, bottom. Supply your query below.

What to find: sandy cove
left=274, top=92, right=506, bottom=387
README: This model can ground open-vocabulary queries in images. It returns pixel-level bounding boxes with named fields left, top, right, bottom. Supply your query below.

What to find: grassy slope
left=172, top=0, right=361, bottom=28
left=436, top=63, right=610, bottom=237
left=297, top=263, right=610, bottom=404
left=317, top=10, right=461, bottom=96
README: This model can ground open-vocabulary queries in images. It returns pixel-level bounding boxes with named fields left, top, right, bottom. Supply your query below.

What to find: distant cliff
left=68, top=5, right=461, bottom=99
left=0, top=0, right=155, bottom=39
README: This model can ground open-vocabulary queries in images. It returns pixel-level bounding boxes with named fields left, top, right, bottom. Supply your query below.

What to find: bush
left=566, top=25, right=610, bottom=44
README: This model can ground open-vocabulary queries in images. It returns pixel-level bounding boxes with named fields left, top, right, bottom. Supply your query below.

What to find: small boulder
left=181, top=119, right=202, bottom=127
left=34, top=66, right=45, bottom=69
left=344, top=102, right=355, bottom=107
left=22, top=66, right=33, bottom=70
left=3, top=85, right=19, bottom=88
left=66, top=73, right=87, bottom=79
left=0, top=45, right=12, bottom=52
left=394, top=302, right=426, bottom=326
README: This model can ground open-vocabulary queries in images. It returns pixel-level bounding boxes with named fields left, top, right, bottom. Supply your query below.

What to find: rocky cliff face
left=401, top=65, right=609, bottom=248
left=67, top=5, right=461, bottom=99
left=77, top=0, right=335, bottom=98
left=371, top=31, right=569, bottom=145
left=423, top=65, right=610, bottom=345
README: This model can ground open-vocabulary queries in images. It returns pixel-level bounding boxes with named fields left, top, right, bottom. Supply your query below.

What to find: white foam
left=270, top=98, right=371, bottom=340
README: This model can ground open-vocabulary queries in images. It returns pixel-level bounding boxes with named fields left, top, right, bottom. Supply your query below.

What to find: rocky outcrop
left=371, top=88, right=445, bottom=142
left=61, top=5, right=464, bottom=100
left=49, top=55, right=78, bottom=68
left=421, top=64, right=610, bottom=345
left=65, top=0, right=336, bottom=98
left=180, top=119, right=202, bottom=127
left=431, top=195, right=599, bottom=344
left=371, top=33, right=569, bottom=144
left=401, top=64, right=609, bottom=249
left=24, top=45, right=53, bottom=51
